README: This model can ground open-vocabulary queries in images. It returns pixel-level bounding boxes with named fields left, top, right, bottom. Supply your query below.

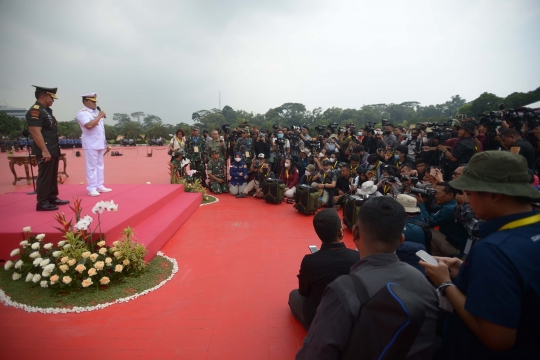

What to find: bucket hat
left=359, top=181, right=378, bottom=196
left=396, top=194, right=420, bottom=213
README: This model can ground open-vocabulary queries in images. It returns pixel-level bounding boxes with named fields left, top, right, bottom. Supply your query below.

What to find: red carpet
left=0, top=147, right=357, bottom=359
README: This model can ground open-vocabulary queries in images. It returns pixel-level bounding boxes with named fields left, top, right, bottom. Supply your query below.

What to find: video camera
left=345, top=123, right=355, bottom=129
left=306, top=140, right=321, bottom=153
left=291, top=126, right=301, bottom=131
left=327, top=123, right=338, bottom=132
left=410, top=187, right=436, bottom=201
left=364, top=122, right=374, bottom=132
left=479, top=104, right=540, bottom=131
left=315, top=124, right=326, bottom=135
left=221, top=124, right=230, bottom=134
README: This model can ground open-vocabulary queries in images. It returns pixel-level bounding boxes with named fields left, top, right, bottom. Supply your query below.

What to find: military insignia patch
left=32, top=105, right=40, bottom=109
left=30, top=110, right=40, bottom=118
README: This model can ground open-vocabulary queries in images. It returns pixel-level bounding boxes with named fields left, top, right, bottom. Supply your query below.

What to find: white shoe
left=97, top=187, right=112, bottom=193
left=88, top=190, right=100, bottom=197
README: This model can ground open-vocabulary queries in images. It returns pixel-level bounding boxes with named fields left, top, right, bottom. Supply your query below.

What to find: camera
left=315, top=124, right=326, bottom=135
left=221, top=124, right=230, bottom=134
left=327, top=123, right=338, bottom=132
left=345, top=123, right=355, bottom=129
left=275, top=138, right=286, bottom=147
left=272, top=124, right=279, bottom=130
left=401, top=176, right=419, bottom=185
left=382, top=119, right=389, bottom=127
left=410, top=187, right=436, bottom=200
left=291, top=126, right=300, bottom=131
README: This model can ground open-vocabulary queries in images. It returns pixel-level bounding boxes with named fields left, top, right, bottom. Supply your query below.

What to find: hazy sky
left=1, top=0, right=539, bottom=125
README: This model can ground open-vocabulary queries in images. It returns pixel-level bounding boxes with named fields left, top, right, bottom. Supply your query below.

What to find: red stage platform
left=0, top=184, right=201, bottom=261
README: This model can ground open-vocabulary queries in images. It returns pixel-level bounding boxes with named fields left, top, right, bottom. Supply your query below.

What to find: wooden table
left=8, top=153, right=68, bottom=185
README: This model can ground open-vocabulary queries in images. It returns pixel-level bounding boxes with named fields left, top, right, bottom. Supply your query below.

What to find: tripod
left=22, top=129, right=37, bottom=195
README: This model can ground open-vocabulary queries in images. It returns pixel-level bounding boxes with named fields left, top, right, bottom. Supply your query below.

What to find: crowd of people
left=167, top=118, right=540, bottom=359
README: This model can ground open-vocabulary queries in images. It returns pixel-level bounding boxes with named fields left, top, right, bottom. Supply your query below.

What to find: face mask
left=284, top=163, right=290, bottom=168
left=369, top=164, right=376, bottom=170
left=305, top=170, right=311, bottom=176
left=394, top=154, right=400, bottom=160
left=330, top=157, right=336, bottom=162
left=235, top=157, right=241, bottom=162
left=422, top=137, right=429, bottom=144
left=357, top=131, right=362, bottom=136
left=277, top=134, right=283, bottom=139
left=324, top=168, right=330, bottom=173
left=318, top=153, right=324, bottom=158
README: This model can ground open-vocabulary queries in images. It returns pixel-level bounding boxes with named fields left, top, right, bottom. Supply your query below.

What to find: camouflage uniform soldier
left=184, top=126, right=207, bottom=185
left=234, top=129, right=253, bottom=166
left=207, top=150, right=228, bottom=194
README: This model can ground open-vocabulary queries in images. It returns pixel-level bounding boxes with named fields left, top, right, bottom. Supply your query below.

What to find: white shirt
left=76, top=106, right=107, bottom=150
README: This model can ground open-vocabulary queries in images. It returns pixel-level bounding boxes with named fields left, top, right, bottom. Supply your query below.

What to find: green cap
left=449, top=151, right=540, bottom=200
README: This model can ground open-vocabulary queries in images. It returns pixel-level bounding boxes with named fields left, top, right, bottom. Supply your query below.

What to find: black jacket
left=297, top=242, right=359, bottom=328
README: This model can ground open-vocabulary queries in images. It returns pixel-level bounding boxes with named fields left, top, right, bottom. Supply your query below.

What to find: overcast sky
left=1, top=0, right=539, bottom=125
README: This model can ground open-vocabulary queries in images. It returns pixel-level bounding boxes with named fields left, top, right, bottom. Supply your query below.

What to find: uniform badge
left=30, top=110, right=40, bottom=118
left=32, top=105, right=40, bottom=109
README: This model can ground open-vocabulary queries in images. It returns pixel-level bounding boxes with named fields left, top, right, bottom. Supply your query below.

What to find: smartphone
left=220, top=136, right=224, bottom=141
left=308, top=245, right=318, bottom=254
left=416, top=250, right=438, bottom=266
left=429, top=167, right=437, bottom=178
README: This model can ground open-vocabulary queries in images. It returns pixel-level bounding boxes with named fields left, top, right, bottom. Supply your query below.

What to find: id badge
left=194, top=146, right=199, bottom=153
left=510, top=147, right=520, bottom=154
left=245, top=151, right=250, bottom=158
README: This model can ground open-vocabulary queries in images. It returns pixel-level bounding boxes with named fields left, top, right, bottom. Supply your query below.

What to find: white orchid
left=187, top=170, right=198, bottom=176
left=10, top=249, right=20, bottom=257
left=31, top=242, right=40, bottom=250
left=52, top=251, right=62, bottom=257
left=105, top=201, right=118, bottom=212
left=22, top=226, right=31, bottom=233
left=12, top=273, right=22, bottom=281
left=181, top=158, right=191, bottom=167
left=4, top=260, right=13, bottom=270
left=14, top=260, right=23, bottom=269
left=75, top=215, right=93, bottom=231
left=20, top=240, right=28, bottom=248
left=29, top=251, right=40, bottom=259
left=43, top=243, right=53, bottom=250
left=36, top=234, right=45, bottom=241
left=92, top=201, right=106, bottom=214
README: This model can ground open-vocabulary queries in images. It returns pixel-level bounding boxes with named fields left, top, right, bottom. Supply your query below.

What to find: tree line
left=1, top=87, right=538, bottom=140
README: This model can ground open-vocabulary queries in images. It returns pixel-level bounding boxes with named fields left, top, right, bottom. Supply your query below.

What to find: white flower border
left=0, top=252, right=178, bottom=314
left=199, top=195, right=219, bottom=207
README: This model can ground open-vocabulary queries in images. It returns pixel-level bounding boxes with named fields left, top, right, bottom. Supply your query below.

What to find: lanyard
left=499, top=214, right=540, bottom=231
left=384, top=185, right=391, bottom=195
left=192, top=136, right=199, bottom=144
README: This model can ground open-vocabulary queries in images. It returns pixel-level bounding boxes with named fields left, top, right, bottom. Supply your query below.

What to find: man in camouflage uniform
left=184, top=126, right=207, bottom=186
left=207, top=150, right=228, bottom=194
left=234, top=129, right=253, bottom=166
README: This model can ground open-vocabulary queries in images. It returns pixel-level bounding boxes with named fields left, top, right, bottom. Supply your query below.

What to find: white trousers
left=85, top=149, right=105, bottom=192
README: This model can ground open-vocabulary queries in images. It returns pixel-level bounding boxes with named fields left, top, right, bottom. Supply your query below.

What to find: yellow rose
left=59, top=264, right=69, bottom=273
left=100, top=277, right=110, bottom=285
left=94, top=261, right=104, bottom=270
left=62, top=276, right=72, bottom=284
left=105, top=257, right=112, bottom=265
left=50, top=275, right=59, bottom=284
left=88, top=268, right=97, bottom=276
left=114, top=264, right=123, bottom=273
left=60, top=256, right=69, bottom=264
left=75, top=264, right=86, bottom=273
left=114, top=251, right=122, bottom=259
left=90, top=253, right=98, bottom=262
left=81, top=278, right=93, bottom=288
left=98, top=247, right=107, bottom=255
left=123, top=259, right=130, bottom=266
left=97, top=241, right=106, bottom=247
left=81, top=251, right=91, bottom=259
left=68, top=259, right=76, bottom=266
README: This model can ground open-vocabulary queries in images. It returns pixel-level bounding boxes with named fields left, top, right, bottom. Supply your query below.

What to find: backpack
left=340, top=275, right=426, bottom=360
left=263, top=178, right=285, bottom=204
left=294, top=184, right=319, bottom=215
left=409, top=221, right=432, bottom=254
left=342, top=195, right=365, bottom=230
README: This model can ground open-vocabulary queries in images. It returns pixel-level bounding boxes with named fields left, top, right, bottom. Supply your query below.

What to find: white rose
left=63, top=244, right=71, bottom=249
left=33, top=258, right=43, bottom=266
left=57, top=241, right=66, bottom=247
left=42, top=269, right=52, bottom=277
left=12, top=273, right=22, bottom=281
left=44, top=264, right=55, bottom=272
left=26, top=273, right=33, bottom=282
left=32, top=274, right=41, bottom=283
left=40, top=280, right=48, bottom=288
left=22, top=226, right=31, bottom=233
left=43, top=243, right=53, bottom=250
left=10, top=249, right=20, bottom=257
left=52, top=251, right=62, bottom=257
left=20, top=240, right=28, bottom=247
left=4, top=260, right=13, bottom=270
left=14, top=260, right=23, bottom=269
left=31, top=242, right=40, bottom=250
left=29, top=251, right=40, bottom=259
left=36, top=234, right=45, bottom=241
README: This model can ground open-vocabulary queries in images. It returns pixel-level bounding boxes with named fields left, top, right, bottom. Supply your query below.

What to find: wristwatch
left=438, top=282, right=455, bottom=296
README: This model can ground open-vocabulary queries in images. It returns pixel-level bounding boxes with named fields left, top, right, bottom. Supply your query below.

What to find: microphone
left=97, top=106, right=106, bottom=119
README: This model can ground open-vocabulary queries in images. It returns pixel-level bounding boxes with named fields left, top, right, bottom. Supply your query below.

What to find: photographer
left=348, top=154, right=362, bottom=178
left=499, top=128, right=535, bottom=170
left=288, top=130, right=305, bottom=163
left=236, top=157, right=275, bottom=199
left=361, top=129, right=379, bottom=154
left=312, top=159, right=337, bottom=207
left=383, top=123, right=397, bottom=148
left=403, top=128, right=422, bottom=156
left=300, top=126, right=312, bottom=142
left=253, top=130, right=271, bottom=159
left=366, top=154, right=383, bottom=183
left=234, top=129, right=254, bottom=166
left=389, top=145, right=415, bottom=169
left=396, top=194, right=427, bottom=246
left=437, top=122, right=476, bottom=181
left=332, top=164, right=354, bottom=207
left=324, top=134, right=340, bottom=156
left=338, top=127, right=354, bottom=157
left=280, top=157, right=299, bottom=199
left=417, top=182, right=468, bottom=256
left=420, top=151, right=540, bottom=359
left=299, top=164, right=317, bottom=186
left=289, top=209, right=358, bottom=330
left=297, top=148, right=311, bottom=177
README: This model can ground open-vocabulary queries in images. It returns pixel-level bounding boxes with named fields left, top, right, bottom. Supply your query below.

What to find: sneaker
left=88, top=190, right=100, bottom=197
left=236, top=193, right=247, bottom=198
left=97, top=187, right=112, bottom=193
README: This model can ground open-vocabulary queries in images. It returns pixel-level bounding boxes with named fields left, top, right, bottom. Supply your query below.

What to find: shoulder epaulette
left=81, top=108, right=87, bottom=111
left=32, top=105, right=40, bottom=109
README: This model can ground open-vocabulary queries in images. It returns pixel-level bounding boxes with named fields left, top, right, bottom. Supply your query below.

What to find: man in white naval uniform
left=76, top=93, right=112, bottom=196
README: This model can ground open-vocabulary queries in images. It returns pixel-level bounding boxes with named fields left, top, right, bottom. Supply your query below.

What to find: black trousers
left=36, top=156, right=59, bottom=206
left=288, top=289, right=309, bottom=330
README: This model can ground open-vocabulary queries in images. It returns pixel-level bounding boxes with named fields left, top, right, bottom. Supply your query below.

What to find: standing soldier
left=26, top=85, right=69, bottom=211
left=207, top=150, right=228, bottom=194
left=76, top=93, right=112, bottom=197
left=235, top=129, right=253, bottom=167
left=184, top=126, right=207, bottom=186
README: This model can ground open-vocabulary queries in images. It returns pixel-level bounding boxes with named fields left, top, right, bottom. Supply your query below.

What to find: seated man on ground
left=236, top=157, right=275, bottom=198
left=312, top=159, right=337, bottom=207
left=332, top=164, right=353, bottom=208
left=206, top=150, right=228, bottom=194
left=297, top=197, right=439, bottom=359
left=289, top=209, right=359, bottom=330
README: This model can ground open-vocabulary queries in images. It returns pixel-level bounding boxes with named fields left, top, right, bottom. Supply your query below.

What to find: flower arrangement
left=3, top=199, right=148, bottom=293
left=168, top=162, right=208, bottom=199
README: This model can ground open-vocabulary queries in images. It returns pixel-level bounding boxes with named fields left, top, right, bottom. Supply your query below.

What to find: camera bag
left=340, top=275, right=426, bottom=360
left=263, top=178, right=285, bottom=204
left=342, top=194, right=363, bottom=229
left=294, top=184, right=319, bottom=215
